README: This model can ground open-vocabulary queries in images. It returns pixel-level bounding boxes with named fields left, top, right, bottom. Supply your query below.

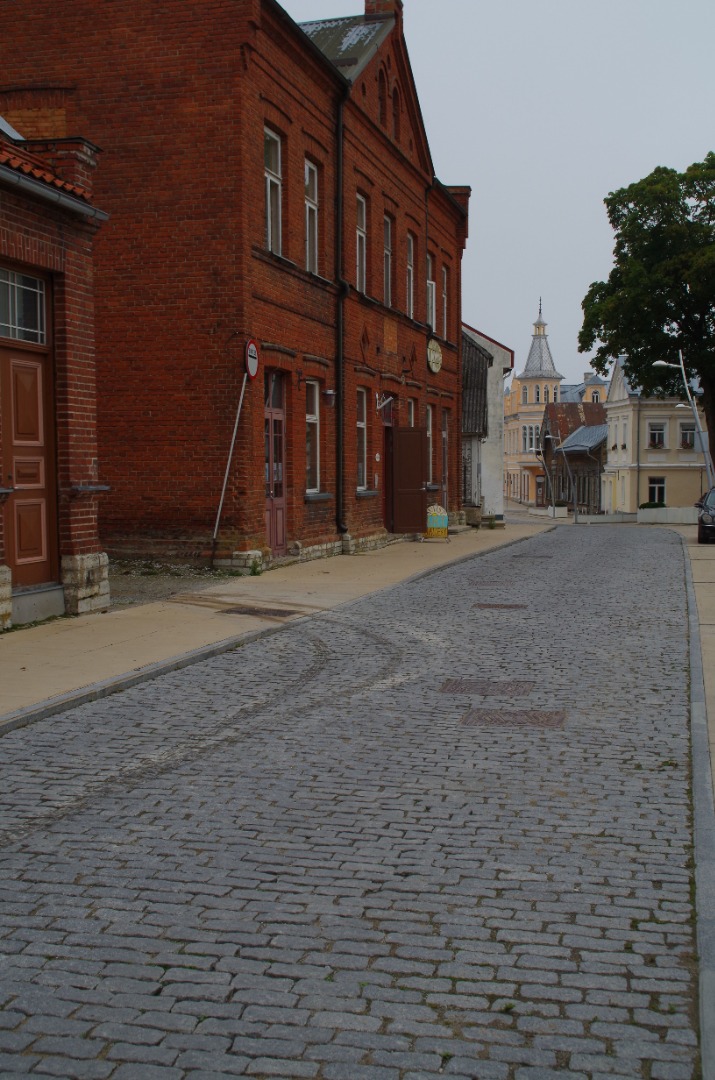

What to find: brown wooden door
left=0, top=346, right=58, bottom=586
left=264, top=371, right=286, bottom=556
left=392, top=426, right=428, bottom=533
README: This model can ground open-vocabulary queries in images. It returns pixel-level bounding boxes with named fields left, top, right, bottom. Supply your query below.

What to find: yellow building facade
left=603, top=358, right=711, bottom=512
left=504, top=307, right=564, bottom=505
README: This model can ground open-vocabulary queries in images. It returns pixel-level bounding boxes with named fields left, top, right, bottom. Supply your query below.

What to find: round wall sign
left=427, top=338, right=443, bottom=374
left=246, top=339, right=260, bottom=379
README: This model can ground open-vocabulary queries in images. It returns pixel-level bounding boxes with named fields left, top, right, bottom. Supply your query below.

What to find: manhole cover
left=219, top=606, right=302, bottom=618
left=461, top=709, right=566, bottom=729
left=473, top=602, right=527, bottom=610
left=441, top=679, right=534, bottom=695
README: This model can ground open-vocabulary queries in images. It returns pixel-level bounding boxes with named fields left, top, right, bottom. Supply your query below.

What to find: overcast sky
left=281, top=0, right=714, bottom=383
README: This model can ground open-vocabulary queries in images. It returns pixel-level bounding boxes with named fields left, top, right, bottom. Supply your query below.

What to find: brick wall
left=0, top=0, right=469, bottom=559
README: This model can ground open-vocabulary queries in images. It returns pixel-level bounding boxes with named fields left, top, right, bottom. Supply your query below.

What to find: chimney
left=365, top=0, right=403, bottom=19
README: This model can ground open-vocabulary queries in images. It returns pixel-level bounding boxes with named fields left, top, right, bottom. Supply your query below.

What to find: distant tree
left=579, top=152, right=715, bottom=462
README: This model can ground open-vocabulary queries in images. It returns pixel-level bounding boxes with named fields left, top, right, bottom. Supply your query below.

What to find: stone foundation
left=61, top=552, right=110, bottom=615
left=0, top=565, right=12, bottom=630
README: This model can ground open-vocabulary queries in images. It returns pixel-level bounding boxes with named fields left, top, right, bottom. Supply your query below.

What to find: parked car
left=696, top=487, right=715, bottom=543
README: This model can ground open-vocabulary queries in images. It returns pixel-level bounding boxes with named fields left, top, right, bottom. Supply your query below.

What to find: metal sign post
left=211, top=339, right=260, bottom=565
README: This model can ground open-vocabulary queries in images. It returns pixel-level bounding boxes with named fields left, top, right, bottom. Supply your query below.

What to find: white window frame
left=648, top=420, right=666, bottom=449
left=406, top=232, right=415, bottom=319
left=305, top=380, right=320, bottom=492
left=426, top=404, right=434, bottom=482
left=264, top=127, right=282, bottom=255
left=535, top=384, right=541, bottom=404
left=553, top=384, right=559, bottom=403
left=383, top=214, right=392, bottom=307
left=0, top=268, right=46, bottom=344
left=426, top=254, right=436, bottom=329
left=544, top=386, right=549, bottom=404
left=356, top=195, right=367, bottom=294
left=679, top=421, right=696, bottom=450
left=357, top=388, right=367, bottom=489
left=305, top=159, right=318, bottom=274
left=407, top=398, right=416, bottom=427
left=522, top=425, right=527, bottom=452
left=442, top=266, right=448, bottom=338
left=522, top=385, right=528, bottom=405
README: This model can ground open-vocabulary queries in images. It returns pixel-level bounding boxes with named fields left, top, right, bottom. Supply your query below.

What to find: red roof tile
left=0, top=140, right=90, bottom=201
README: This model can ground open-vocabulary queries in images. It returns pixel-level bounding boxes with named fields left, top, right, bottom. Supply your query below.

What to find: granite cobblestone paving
left=0, top=526, right=700, bottom=1077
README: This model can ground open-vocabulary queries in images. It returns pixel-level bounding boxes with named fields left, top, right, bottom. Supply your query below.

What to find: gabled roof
left=300, top=16, right=393, bottom=82
left=607, top=355, right=641, bottom=402
left=542, top=401, right=607, bottom=442
left=462, top=326, right=492, bottom=436
left=559, top=423, right=608, bottom=453
left=516, top=303, right=564, bottom=380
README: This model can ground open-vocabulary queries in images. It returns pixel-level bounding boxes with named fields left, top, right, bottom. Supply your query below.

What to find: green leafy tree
left=579, top=152, right=715, bottom=462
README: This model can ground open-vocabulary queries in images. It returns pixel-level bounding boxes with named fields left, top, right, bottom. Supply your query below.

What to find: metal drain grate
left=441, top=679, right=535, bottom=695
left=461, top=709, right=566, bottom=729
left=473, top=602, right=527, bottom=610
left=219, top=606, right=302, bottom=618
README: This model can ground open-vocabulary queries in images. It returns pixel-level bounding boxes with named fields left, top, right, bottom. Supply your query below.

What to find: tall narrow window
left=392, top=88, right=400, bottom=141
left=680, top=422, right=696, bottom=449
left=442, top=266, right=448, bottom=338
left=426, top=254, right=436, bottom=329
left=553, top=384, right=559, bottom=403
left=522, top=385, right=528, bottom=404
left=544, top=386, right=549, bottom=403
left=357, top=388, right=367, bottom=489
left=378, top=69, right=387, bottom=127
left=383, top=215, right=392, bottom=307
left=535, top=384, right=541, bottom=404
left=305, top=160, right=318, bottom=274
left=407, top=398, right=416, bottom=427
left=522, top=425, right=527, bottom=452
left=264, top=128, right=281, bottom=255
left=306, top=381, right=320, bottom=492
left=356, top=195, right=367, bottom=294
left=406, top=232, right=415, bottom=319
left=441, top=410, right=449, bottom=493
left=426, top=404, right=434, bottom=482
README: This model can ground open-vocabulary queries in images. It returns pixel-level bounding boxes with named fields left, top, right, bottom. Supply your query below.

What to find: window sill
left=304, top=492, right=333, bottom=503
left=356, top=488, right=380, bottom=498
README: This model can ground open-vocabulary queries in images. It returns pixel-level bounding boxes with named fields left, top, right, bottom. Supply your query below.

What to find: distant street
left=0, top=526, right=700, bottom=1079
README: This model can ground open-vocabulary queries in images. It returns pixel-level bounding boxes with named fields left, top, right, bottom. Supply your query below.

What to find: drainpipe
left=335, top=88, right=349, bottom=535
left=635, top=397, right=641, bottom=510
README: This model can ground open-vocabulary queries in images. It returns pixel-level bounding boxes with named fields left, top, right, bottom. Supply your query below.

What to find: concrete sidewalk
left=0, top=523, right=546, bottom=731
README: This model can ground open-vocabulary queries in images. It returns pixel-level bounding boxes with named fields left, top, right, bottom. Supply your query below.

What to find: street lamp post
left=653, top=352, right=714, bottom=489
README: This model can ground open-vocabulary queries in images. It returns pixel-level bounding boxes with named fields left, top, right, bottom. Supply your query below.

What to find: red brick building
left=0, top=0, right=469, bottom=568
left=0, top=115, right=108, bottom=626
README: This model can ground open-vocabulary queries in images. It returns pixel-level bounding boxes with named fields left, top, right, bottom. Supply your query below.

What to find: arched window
left=378, top=69, right=387, bottom=127
left=544, top=386, right=549, bottom=403
left=592, top=390, right=600, bottom=403
left=535, top=385, right=541, bottom=404
left=553, top=384, right=559, bottom=403
left=392, top=87, right=400, bottom=141
left=522, top=425, right=527, bottom=452
left=521, top=385, right=528, bottom=404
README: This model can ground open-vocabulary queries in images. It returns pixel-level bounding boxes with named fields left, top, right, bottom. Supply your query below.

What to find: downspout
left=335, top=87, right=349, bottom=535
left=635, top=396, right=641, bottom=510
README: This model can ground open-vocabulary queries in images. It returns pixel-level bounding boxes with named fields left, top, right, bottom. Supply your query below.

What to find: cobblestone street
left=0, top=526, right=702, bottom=1079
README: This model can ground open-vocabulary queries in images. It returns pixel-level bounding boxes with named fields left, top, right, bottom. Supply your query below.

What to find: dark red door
left=391, top=426, right=428, bottom=533
left=264, top=371, right=286, bottom=556
left=0, top=346, right=58, bottom=586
